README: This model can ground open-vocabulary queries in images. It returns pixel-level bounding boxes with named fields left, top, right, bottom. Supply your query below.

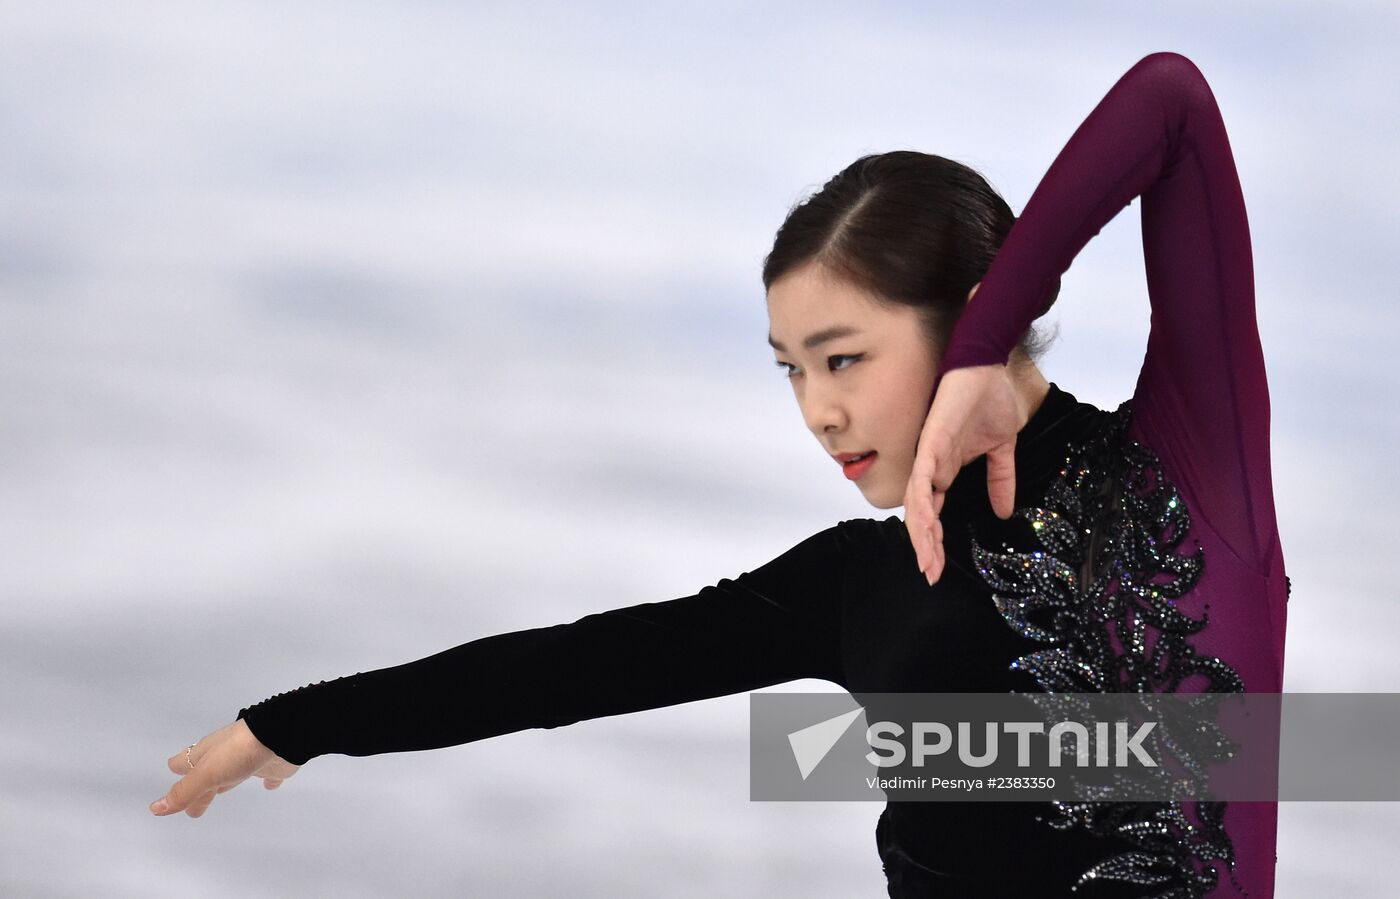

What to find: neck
left=1011, top=358, right=1052, bottom=422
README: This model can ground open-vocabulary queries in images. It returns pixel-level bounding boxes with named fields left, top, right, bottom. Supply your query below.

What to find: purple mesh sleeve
left=939, top=51, right=1281, bottom=583
left=937, top=51, right=1288, bottom=898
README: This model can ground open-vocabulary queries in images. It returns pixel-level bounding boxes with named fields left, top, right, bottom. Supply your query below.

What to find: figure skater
left=151, top=51, right=1288, bottom=898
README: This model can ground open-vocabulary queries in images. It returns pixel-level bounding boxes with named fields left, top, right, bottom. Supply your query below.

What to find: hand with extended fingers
left=150, top=719, right=300, bottom=818
left=903, top=363, right=1030, bottom=586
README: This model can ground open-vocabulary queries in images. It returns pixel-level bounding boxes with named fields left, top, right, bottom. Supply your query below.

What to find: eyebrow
left=767, top=325, right=862, bottom=353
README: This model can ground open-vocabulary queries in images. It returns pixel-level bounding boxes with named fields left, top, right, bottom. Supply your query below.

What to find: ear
left=967, top=281, right=981, bottom=302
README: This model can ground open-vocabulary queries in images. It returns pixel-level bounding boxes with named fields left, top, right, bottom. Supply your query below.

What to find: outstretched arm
left=908, top=52, right=1278, bottom=581
left=151, top=525, right=848, bottom=816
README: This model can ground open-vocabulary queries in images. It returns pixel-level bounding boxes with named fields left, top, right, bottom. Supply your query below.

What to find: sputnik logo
left=787, top=709, right=864, bottom=780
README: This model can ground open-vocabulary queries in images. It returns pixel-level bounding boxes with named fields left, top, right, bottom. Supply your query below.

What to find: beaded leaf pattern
left=968, top=400, right=1246, bottom=899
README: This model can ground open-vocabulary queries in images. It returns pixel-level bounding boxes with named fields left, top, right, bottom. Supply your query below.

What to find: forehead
left=766, top=264, right=909, bottom=343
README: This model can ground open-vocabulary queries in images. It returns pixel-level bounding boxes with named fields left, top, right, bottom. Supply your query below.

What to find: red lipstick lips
left=835, top=450, right=877, bottom=481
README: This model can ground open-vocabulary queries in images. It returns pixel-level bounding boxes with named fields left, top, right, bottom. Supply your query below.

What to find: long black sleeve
left=238, top=524, right=849, bottom=765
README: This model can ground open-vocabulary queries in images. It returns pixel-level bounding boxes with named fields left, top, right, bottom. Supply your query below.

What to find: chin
left=860, top=487, right=903, bottom=510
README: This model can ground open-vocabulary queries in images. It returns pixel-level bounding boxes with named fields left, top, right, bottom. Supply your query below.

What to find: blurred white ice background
left=1, top=2, right=1396, bottom=896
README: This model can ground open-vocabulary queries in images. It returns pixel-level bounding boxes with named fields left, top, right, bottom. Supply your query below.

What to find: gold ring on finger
left=186, top=743, right=197, bottom=771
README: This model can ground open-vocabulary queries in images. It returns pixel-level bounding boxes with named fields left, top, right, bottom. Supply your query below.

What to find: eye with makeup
left=773, top=353, right=864, bottom=379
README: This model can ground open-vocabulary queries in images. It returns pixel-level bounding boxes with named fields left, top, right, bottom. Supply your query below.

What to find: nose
left=799, top=376, right=847, bottom=436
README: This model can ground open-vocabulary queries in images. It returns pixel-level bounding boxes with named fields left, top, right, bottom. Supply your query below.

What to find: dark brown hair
left=761, top=150, right=1057, bottom=360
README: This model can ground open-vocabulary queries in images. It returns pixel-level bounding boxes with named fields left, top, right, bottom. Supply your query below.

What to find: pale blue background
left=3, top=2, right=1396, bottom=896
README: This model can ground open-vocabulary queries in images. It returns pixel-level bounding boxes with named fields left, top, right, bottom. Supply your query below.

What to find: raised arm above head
left=919, top=52, right=1278, bottom=578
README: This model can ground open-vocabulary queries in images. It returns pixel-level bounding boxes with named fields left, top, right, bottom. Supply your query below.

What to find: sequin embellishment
left=968, top=400, right=1246, bottom=898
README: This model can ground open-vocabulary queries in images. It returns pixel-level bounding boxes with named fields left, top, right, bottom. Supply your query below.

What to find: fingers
left=906, top=363, right=1024, bottom=581
left=985, top=442, right=1018, bottom=520
left=904, top=439, right=953, bottom=584
left=904, top=461, right=932, bottom=572
left=152, top=769, right=210, bottom=816
left=188, top=781, right=238, bottom=816
left=153, top=721, right=292, bottom=818
left=904, top=481, right=946, bottom=586
left=184, top=788, right=218, bottom=818
left=166, top=741, right=201, bottom=776
left=154, top=740, right=206, bottom=815
left=925, top=489, right=947, bottom=585
left=906, top=485, right=936, bottom=577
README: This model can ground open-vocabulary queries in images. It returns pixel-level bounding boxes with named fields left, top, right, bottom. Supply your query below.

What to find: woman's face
left=766, top=263, right=940, bottom=509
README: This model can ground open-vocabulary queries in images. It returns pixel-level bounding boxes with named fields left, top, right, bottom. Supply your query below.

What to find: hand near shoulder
left=150, top=719, right=301, bottom=818
left=903, top=364, right=1029, bottom=585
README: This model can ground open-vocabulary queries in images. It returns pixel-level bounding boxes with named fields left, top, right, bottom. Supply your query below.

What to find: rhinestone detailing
left=969, top=400, right=1246, bottom=898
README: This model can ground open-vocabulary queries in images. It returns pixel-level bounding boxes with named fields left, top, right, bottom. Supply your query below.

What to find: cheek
left=865, top=363, right=934, bottom=453
left=891, top=386, right=932, bottom=440
left=895, top=399, right=934, bottom=471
